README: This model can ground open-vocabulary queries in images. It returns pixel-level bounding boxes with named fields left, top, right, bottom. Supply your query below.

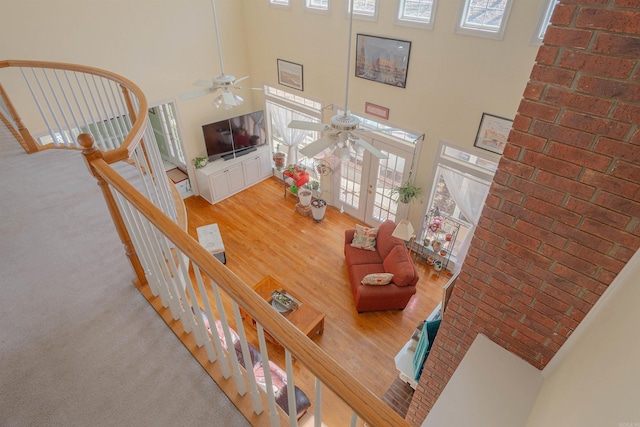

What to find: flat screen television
left=202, top=110, right=267, bottom=161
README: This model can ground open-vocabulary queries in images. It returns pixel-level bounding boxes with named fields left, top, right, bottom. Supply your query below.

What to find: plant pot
left=298, top=189, right=312, bottom=207
left=311, top=199, right=327, bottom=222
left=273, top=152, right=286, bottom=169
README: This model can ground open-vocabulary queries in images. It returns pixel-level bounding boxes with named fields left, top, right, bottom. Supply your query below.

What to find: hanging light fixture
left=213, top=93, right=243, bottom=110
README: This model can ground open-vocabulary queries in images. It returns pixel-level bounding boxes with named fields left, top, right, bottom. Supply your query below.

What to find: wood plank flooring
left=183, top=176, right=450, bottom=424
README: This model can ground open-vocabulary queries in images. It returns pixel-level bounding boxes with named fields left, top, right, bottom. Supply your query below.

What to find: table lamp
left=392, top=220, right=415, bottom=251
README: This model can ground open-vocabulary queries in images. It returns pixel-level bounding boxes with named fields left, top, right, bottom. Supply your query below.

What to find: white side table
left=196, top=223, right=226, bottom=264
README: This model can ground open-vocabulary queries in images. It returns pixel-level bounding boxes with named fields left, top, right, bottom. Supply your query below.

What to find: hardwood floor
left=183, top=177, right=450, bottom=424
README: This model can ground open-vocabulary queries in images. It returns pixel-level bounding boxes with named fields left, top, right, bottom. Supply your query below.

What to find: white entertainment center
left=194, top=145, right=272, bottom=205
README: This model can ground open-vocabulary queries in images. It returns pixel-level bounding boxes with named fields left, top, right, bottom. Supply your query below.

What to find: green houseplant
left=391, top=181, right=422, bottom=204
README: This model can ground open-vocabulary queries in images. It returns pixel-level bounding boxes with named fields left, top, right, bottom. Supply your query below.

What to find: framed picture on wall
left=355, top=34, right=411, bottom=88
left=277, top=59, right=303, bottom=91
left=473, top=113, right=514, bottom=155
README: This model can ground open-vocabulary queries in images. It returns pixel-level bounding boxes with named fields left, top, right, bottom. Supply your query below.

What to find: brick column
left=407, top=2, right=640, bottom=425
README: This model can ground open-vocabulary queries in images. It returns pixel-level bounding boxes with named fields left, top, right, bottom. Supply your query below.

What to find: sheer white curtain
left=442, top=168, right=490, bottom=270
left=267, top=103, right=312, bottom=165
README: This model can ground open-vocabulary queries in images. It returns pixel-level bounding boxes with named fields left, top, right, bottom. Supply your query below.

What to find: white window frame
left=420, top=141, right=498, bottom=268
left=395, top=0, right=438, bottom=30
left=530, top=0, right=559, bottom=45
left=347, top=0, right=378, bottom=22
left=305, top=0, right=330, bottom=15
left=454, top=0, right=513, bottom=41
left=263, top=85, right=323, bottom=169
left=269, top=0, right=291, bottom=9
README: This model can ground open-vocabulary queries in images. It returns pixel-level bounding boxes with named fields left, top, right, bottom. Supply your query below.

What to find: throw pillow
left=351, top=224, right=379, bottom=251
left=382, top=245, right=415, bottom=287
left=361, top=272, right=394, bottom=286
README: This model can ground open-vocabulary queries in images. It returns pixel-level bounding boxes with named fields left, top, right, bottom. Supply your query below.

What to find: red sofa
left=344, top=220, right=419, bottom=312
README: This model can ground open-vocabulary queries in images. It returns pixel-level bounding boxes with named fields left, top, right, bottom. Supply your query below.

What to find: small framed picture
left=473, top=113, right=514, bottom=155
left=364, top=102, right=390, bottom=120
left=277, top=59, right=303, bottom=91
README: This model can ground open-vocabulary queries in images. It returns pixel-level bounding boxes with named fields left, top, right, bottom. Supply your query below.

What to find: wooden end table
left=247, top=275, right=325, bottom=342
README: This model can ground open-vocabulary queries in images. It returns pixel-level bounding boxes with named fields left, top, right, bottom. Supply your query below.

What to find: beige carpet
left=0, top=126, right=249, bottom=426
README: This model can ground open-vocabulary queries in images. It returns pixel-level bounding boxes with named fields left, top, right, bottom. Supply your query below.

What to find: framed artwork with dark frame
left=473, top=113, right=514, bottom=155
left=355, top=34, right=411, bottom=88
left=277, top=59, right=303, bottom=91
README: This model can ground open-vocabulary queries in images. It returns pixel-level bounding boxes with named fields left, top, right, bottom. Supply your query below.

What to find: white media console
left=194, top=145, right=272, bottom=205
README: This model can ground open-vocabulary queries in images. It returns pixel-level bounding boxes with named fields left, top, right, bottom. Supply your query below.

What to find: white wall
left=1, top=0, right=541, bottom=222
left=422, top=334, right=543, bottom=427
left=524, top=249, right=640, bottom=427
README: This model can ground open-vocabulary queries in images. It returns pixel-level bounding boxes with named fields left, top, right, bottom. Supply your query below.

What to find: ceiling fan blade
left=354, top=137, right=389, bottom=159
left=222, top=89, right=238, bottom=106
left=193, top=79, right=214, bottom=88
left=234, top=76, right=249, bottom=84
left=179, top=88, right=214, bottom=100
left=289, top=120, right=330, bottom=132
left=299, top=135, right=337, bottom=158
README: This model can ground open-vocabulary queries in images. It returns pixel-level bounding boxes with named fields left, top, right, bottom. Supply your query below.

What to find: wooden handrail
left=0, top=59, right=146, bottom=163
left=90, top=156, right=410, bottom=427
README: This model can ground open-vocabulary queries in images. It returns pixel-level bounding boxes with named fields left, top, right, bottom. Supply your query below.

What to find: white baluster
left=314, top=378, right=322, bottom=427
left=256, top=324, right=280, bottom=426
left=232, top=301, right=263, bottom=415
left=285, top=350, right=299, bottom=427
left=209, top=278, right=246, bottom=395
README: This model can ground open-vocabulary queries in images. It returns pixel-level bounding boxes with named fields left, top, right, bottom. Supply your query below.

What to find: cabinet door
left=209, top=170, right=232, bottom=202
left=227, top=163, right=245, bottom=194
left=210, top=163, right=246, bottom=202
left=195, top=169, right=213, bottom=204
left=258, top=149, right=273, bottom=179
left=243, top=155, right=261, bottom=186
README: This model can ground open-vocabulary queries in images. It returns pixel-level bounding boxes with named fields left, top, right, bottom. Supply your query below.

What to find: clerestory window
left=348, top=0, right=378, bottom=21
left=269, top=0, right=291, bottom=8
left=306, top=0, right=330, bottom=14
left=455, top=0, right=513, bottom=40
left=396, top=0, right=438, bottom=30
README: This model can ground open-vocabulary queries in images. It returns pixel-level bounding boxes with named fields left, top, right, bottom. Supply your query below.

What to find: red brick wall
left=407, top=2, right=640, bottom=425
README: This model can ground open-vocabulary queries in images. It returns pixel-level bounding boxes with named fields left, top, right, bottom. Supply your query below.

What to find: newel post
left=79, top=133, right=148, bottom=287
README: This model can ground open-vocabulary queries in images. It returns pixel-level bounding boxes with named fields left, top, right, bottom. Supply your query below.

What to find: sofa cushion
left=350, top=224, right=379, bottom=251
left=361, top=272, right=394, bottom=285
left=383, top=245, right=415, bottom=287
left=376, top=220, right=405, bottom=260
left=345, top=242, right=383, bottom=266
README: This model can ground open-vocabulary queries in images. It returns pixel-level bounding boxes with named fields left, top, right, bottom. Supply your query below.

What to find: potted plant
left=192, top=156, right=208, bottom=169
left=391, top=181, right=422, bottom=204
left=311, top=198, right=327, bottom=222
left=298, top=188, right=312, bottom=207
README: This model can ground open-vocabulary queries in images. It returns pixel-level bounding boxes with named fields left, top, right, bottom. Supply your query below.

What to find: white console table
left=194, top=145, right=272, bottom=205
left=394, top=302, right=442, bottom=389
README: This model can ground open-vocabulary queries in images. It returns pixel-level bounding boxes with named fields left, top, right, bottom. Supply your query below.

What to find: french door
left=335, top=134, right=416, bottom=226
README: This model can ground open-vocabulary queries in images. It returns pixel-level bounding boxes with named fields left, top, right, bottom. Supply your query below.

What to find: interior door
left=335, top=134, right=415, bottom=226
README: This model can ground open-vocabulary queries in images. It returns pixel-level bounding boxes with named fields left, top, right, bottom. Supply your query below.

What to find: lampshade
left=392, top=219, right=414, bottom=241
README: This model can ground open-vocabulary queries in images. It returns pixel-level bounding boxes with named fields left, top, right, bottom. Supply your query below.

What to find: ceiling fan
left=179, top=0, right=251, bottom=109
left=288, top=0, right=388, bottom=160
